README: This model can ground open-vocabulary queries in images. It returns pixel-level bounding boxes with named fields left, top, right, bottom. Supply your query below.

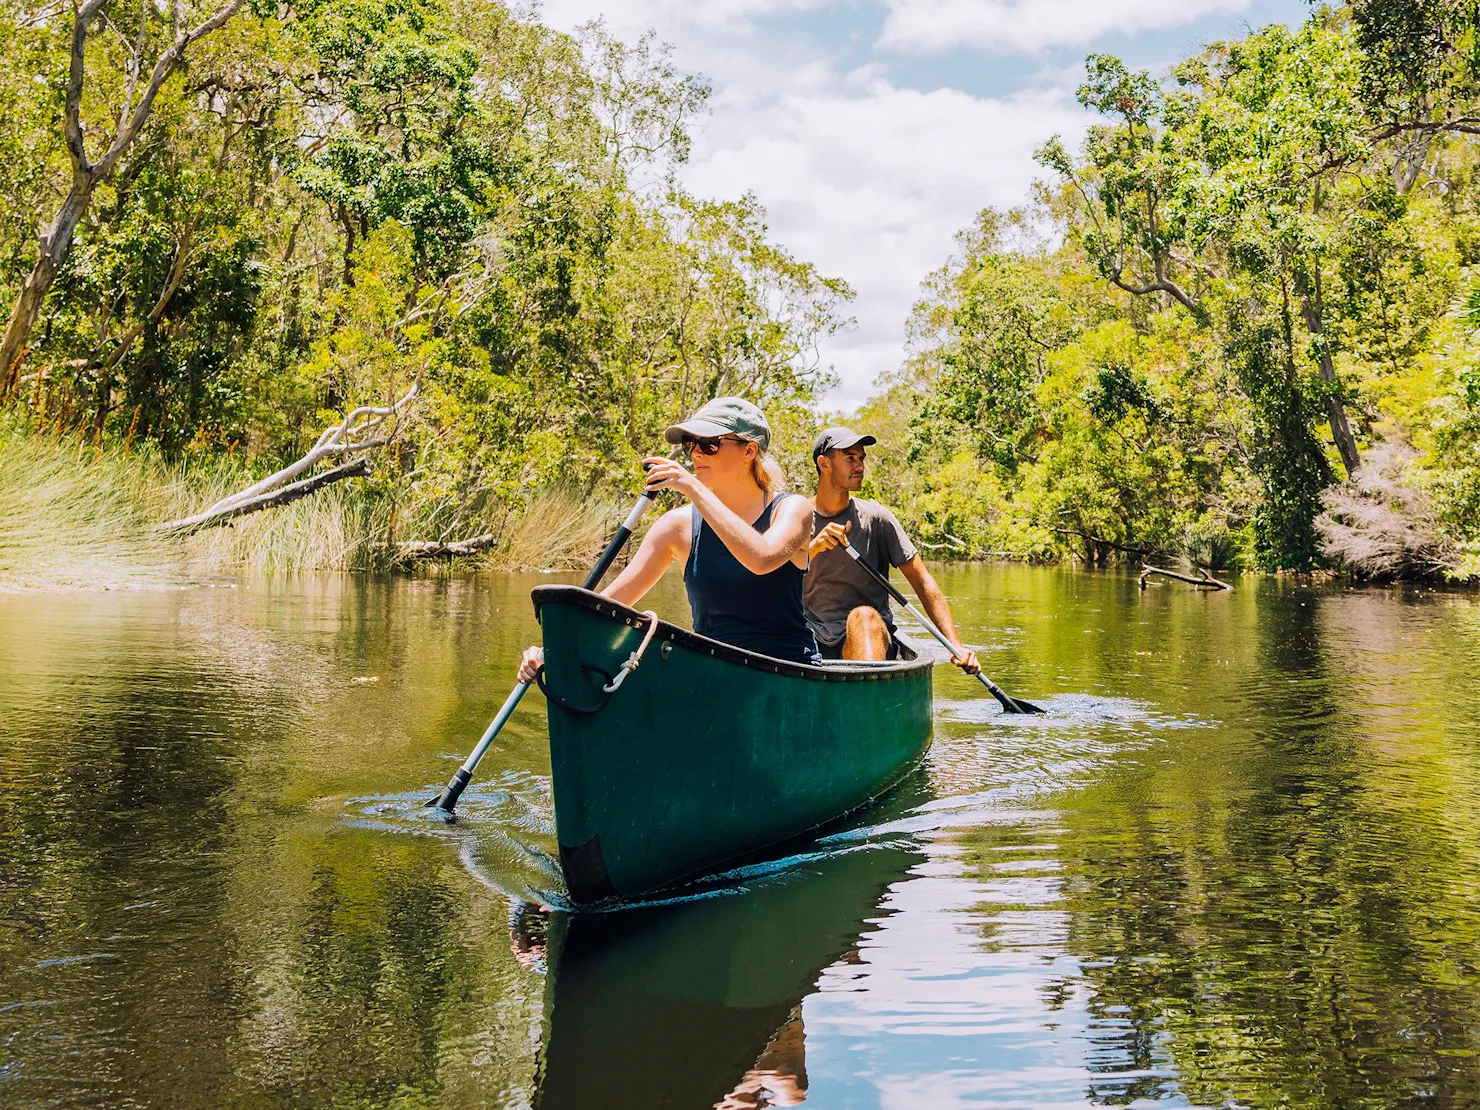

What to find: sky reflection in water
left=1, top=567, right=1478, bottom=1108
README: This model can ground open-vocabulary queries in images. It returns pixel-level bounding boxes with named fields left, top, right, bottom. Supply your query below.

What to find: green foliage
left=0, top=0, right=848, bottom=564
left=1223, top=318, right=1333, bottom=569
left=878, top=10, right=1480, bottom=578
left=5, top=0, right=1480, bottom=582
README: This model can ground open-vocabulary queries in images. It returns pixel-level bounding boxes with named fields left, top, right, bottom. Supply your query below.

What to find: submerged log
left=1139, top=564, right=1232, bottom=591
left=159, top=458, right=369, bottom=534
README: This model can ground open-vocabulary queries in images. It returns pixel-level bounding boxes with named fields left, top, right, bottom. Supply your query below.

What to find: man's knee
left=843, top=606, right=889, bottom=660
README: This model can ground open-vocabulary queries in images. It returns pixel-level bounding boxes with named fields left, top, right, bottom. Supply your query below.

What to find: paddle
left=842, top=543, right=1045, bottom=715
left=426, top=481, right=658, bottom=815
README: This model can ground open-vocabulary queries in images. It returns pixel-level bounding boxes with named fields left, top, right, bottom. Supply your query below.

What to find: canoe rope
left=534, top=610, right=660, bottom=716
left=602, top=611, right=660, bottom=693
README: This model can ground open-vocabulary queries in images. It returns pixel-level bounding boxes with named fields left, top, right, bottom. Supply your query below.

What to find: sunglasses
left=681, top=434, right=748, bottom=456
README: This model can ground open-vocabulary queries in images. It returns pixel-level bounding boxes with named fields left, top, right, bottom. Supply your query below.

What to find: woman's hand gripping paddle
left=843, top=544, right=1045, bottom=715
left=426, top=480, right=658, bottom=816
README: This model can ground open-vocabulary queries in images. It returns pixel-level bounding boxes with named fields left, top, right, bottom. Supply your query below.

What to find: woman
left=517, top=397, right=816, bottom=678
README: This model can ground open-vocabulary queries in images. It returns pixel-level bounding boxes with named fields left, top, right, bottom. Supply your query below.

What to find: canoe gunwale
left=531, top=585, right=935, bottom=684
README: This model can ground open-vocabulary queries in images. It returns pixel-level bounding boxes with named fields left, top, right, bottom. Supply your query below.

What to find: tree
left=0, top=0, right=245, bottom=394
left=1034, top=25, right=1469, bottom=566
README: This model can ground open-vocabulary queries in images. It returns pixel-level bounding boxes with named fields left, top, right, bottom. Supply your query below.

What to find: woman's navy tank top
left=684, top=495, right=817, bottom=664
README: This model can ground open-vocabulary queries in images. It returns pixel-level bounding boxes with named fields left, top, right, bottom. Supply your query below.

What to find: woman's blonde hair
left=744, top=441, right=788, bottom=498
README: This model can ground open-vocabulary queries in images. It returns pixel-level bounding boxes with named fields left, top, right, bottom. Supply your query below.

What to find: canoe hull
left=532, top=585, right=934, bottom=903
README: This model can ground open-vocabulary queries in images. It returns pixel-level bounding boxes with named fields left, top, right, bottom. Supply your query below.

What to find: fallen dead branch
left=157, top=383, right=415, bottom=533
left=1140, top=564, right=1232, bottom=591
left=160, top=458, right=370, bottom=534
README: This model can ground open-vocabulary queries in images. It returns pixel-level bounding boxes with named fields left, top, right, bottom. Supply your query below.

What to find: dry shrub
left=0, top=430, right=190, bottom=590
left=0, top=419, right=630, bottom=588
left=483, top=488, right=625, bottom=571
left=1316, top=443, right=1459, bottom=580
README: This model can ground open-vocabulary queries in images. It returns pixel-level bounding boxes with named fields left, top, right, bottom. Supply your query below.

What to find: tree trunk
left=385, top=534, right=499, bottom=561
left=0, top=177, right=96, bottom=394
left=1, top=0, right=243, bottom=397
left=1300, top=295, right=1361, bottom=479
left=157, top=457, right=371, bottom=534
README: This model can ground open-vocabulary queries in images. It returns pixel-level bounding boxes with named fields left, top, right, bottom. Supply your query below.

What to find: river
left=2, top=566, right=1478, bottom=1108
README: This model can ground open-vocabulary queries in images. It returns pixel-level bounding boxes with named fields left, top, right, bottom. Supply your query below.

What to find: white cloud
left=528, top=1, right=1103, bottom=409
left=685, top=74, right=1089, bottom=408
left=877, top=0, right=1252, bottom=54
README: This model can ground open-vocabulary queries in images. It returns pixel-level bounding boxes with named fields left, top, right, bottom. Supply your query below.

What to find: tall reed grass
left=0, top=420, right=625, bottom=590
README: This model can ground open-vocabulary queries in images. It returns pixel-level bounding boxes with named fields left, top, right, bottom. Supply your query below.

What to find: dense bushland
left=2, top=0, right=1479, bottom=586
left=864, top=4, right=1480, bottom=580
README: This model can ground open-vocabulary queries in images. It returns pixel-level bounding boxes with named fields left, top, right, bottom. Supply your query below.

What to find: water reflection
left=535, top=841, right=919, bottom=1110
left=1, top=569, right=1478, bottom=1107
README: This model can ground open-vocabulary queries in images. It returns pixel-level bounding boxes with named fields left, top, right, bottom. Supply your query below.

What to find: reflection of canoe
left=533, top=839, right=921, bottom=1110
left=532, top=585, right=934, bottom=903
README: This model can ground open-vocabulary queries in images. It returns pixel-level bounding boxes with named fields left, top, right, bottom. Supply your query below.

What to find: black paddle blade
left=979, top=674, right=1046, bottom=715
left=425, top=768, right=472, bottom=815
left=1003, top=695, right=1046, bottom=715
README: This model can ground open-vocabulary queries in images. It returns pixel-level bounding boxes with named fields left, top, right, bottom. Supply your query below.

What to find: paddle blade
left=425, top=767, right=472, bottom=815
left=977, top=672, right=1046, bottom=714
left=1003, top=695, right=1046, bottom=715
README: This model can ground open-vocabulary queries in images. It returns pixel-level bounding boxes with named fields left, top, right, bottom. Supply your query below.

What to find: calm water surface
left=2, top=567, right=1478, bottom=1108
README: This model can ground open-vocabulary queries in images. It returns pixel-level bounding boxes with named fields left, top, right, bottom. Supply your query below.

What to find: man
left=805, top=427, right=981, bottom=673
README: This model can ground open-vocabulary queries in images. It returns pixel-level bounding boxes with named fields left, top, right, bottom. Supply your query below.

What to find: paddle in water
left=426, top=479, right=659, bottom=815
left=842, top=544, right=1044, bottom=715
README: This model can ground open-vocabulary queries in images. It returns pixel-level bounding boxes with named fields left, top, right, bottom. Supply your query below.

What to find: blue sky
left=535, top=0, right=1311, bottom=410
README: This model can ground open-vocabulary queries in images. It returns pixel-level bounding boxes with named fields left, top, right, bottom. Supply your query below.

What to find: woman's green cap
left=664, top=397, right=771, bottom=451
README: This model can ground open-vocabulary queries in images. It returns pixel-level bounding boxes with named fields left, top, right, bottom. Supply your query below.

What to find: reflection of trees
left=236, top=845, right=469, bottom=1105
left=1029, top=582, right=1480, bottom=1106
left=0, top=581, right=553, bottom=1106
left=0, top=610, right=253, bottom=1105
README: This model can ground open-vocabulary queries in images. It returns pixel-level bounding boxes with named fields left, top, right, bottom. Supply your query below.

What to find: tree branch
left=64, top=0, right=110, bottom=174
left=1139, top=564, right=1231, bottom=590
left=1050, top=526, right=1150, bottom=558
left=158, top=458, right=371, bottom=534
left=201, top=382, right=417, bottom=515
left=96, top=0, right=245, bottom=179
left=98, top=221, right=198, bottom=373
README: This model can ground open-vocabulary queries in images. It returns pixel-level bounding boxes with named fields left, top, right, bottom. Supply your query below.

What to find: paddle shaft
left=428, top=486, right=657, bottom=813
left=841, top=544, right=1042, bottom=714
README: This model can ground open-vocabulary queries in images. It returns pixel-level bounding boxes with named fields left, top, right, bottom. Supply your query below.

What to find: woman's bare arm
left=515, top=509, right=687, bottom=683
left=642, top=455, right=810, bottom=574
left=600, top=507, right=689, bottom=606
left=686, top=485, right=810, bottom=573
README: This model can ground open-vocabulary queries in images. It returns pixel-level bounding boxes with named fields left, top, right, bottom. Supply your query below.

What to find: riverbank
left=0, top=423, right=621, bottom=592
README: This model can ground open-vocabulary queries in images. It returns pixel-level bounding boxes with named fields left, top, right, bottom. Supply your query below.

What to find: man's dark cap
left=812, top=426, right=877, bottom=460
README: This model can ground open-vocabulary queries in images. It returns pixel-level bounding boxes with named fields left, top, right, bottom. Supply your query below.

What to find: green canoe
left=531, top=585, right=935, bottom=904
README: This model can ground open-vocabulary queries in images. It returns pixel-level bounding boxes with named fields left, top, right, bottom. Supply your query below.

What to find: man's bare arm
left=898, top=555, right=981, bottom=674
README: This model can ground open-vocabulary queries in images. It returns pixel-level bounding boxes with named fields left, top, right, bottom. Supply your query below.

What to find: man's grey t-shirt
left=804, top=498, right=917, bottom=647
